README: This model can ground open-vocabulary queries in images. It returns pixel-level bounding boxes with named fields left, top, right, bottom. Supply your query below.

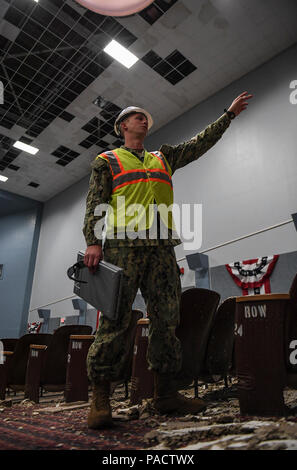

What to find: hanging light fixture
left=75, top=0, right=154, bottom=17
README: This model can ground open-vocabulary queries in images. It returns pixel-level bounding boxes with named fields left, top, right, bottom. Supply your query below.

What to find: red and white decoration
left=27, top=321, right=42, bottom=333
left=226, top=255, right=279, bottom=296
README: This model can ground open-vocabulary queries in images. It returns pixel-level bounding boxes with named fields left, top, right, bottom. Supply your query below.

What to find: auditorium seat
left=0, top=338, right=19, bottom=352
left=58, top=310, right=142, bottom=403
left=235, top=273, right=297, bottom=416
left=198, top=297, right=236, bottom=386
left=64, top=334, right=95, bottom=403
left=122, top=290, right=221, bottom=403
left=25, top=325, right=92, bottom=403
left=285, top=273, right=297, bottom=389
left=175, top=288, right=221, bottom=397
left=0, top=333, right=52, bottom=400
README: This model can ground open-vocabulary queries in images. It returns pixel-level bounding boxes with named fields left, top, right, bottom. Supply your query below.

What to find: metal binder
left=67, top=251, right=123, bottom=321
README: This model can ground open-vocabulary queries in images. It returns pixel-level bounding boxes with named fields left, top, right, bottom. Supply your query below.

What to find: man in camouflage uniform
left=83, top=92, right=252, bottom=428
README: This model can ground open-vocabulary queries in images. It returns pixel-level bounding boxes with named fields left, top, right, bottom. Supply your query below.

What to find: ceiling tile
left=0, top=0, right=297, bottom=201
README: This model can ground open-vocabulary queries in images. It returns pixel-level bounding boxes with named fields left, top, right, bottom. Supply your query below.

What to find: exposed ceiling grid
left=0, top=0, right=296, bottom=201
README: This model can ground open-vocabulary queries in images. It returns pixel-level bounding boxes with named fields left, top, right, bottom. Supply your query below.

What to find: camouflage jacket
left=83, top=112, right=231, bottom=247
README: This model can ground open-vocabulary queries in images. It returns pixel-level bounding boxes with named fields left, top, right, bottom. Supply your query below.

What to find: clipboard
left=67, top=251, right=123, bottom=321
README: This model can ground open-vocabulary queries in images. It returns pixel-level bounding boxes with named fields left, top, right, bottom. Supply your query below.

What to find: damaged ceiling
left=0, top=0, right=297, bottom=202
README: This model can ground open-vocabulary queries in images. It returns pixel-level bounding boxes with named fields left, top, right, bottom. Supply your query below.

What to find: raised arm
left=160, top=91, right=253, bottom=174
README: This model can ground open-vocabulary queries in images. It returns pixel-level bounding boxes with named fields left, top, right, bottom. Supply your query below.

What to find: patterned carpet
left=0, top=404, right=152, bottom=450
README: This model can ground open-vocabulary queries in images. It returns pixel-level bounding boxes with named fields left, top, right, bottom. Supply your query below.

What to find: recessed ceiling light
left=104, top=40, right=139, bottom=69
left=13, top=141, right=39, bottom=155
left=0, top=175, right=8, bottom=182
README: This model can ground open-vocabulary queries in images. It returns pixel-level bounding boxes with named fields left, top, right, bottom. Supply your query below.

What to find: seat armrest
left=30, top=344, right=48, bottom=350
left=2, top=351, right=14, bottom=356
left=236, top=294, right=290, bottom=302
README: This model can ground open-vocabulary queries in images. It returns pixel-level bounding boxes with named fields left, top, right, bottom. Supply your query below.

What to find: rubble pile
left=111, top=380, right=297, bottom=450
left=1, top=380, right=297, bottom=450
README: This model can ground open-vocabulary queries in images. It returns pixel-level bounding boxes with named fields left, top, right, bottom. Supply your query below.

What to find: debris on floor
left=111, top=380, right=297, bottom=450
left=1, top=380, right=297, bottom=450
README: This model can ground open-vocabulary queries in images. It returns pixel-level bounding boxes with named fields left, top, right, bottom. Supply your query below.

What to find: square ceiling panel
left=0, top=0, right=296, bottom=202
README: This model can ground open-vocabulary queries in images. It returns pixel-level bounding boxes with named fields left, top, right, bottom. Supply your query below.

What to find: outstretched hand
left=228, top=91, right=253, bottom=116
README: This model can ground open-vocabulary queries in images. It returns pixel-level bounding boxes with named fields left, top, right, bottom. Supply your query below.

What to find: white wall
left=29, top=176, right=90, bottom=321
left=29, top=43, right=297, bottom=318
left=144, top=43, right=297, bottom=265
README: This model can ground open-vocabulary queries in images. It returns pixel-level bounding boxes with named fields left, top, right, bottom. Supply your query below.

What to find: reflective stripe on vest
left=97, top=148, right=174, bottom=233
left=150, top=151, right=171, bottom=174
left=101, top=150, right=123, bottom=176
left=101, top=150, right=173, bottom=193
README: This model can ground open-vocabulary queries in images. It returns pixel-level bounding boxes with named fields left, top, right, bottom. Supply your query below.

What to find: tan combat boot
left=87, top=380, right=113, bottom=429
left=153, top=373, right=207, bottom=415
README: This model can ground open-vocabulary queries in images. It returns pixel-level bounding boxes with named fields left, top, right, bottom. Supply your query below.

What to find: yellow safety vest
left=96, top=148, right=175, bottom=237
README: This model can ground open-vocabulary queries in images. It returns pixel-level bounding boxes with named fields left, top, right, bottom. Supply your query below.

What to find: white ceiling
left=1, top=0, right=297, bottom=202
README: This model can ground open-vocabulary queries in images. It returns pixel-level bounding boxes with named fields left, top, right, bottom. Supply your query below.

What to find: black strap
left=224, top=108, right=236, bottom=120
left=67, top=261, right=87, bottom=284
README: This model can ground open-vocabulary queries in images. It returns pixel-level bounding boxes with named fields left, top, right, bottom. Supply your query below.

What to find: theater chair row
left=130, top=288, right=235, bottom=405
left=1, top=290, right=232, bottom=406
left=1, top=275, right=296, bottom=415
left=0, top=312, right=143, bottom=404
left=0, top=325, right=93, bottom=403
left=131, top=274, right=297, bottom=417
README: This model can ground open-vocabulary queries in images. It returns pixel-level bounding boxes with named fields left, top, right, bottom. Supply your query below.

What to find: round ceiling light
left=75, top=0, right=155, bottom=17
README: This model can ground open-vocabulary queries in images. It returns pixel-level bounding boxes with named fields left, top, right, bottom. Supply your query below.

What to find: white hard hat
left=114, top=106, right=153, bottom=136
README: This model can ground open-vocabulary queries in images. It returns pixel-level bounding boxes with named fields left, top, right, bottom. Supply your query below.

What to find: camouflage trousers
left=86, top=245, right=182, bottom=384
